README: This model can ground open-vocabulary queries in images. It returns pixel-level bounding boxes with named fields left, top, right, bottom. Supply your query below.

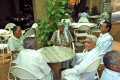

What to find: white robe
left=16, top=49, right=52, bottom=80
left=62, top=47, right=99, bottom=80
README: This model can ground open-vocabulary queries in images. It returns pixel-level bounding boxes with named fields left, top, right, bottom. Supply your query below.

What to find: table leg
left=48, top=63, right=62, bottom=80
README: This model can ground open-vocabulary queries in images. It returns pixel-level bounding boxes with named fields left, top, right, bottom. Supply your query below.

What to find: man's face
left=100, top=23, right=109, bottom=33
left=31, top=40, right=39, bottom=50
left=110, top=58, right=120, bottom=72
left=84, top=38, right=96, bottom=50
left=14, top=27, right=22, bottom=38
left=58, top=26, right=64, bottom=32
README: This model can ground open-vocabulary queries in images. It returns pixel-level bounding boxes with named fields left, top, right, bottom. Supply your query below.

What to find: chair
left=82, top=58, right=101, bottom=80
left=10, top=66, right=38, bottom=80
left=0, top=37, right=8, bottom=63
left=23, top=28, right=35, bottom=38
left=5, top=23, right=16, bottom=30
left=97, top=12, right=108, bottom=23
left=23, top=23, right=38, bottom=33
left=91, top=19, right=105, bottom=34
left=32, top=23, right=38, bottom=29
left=78, top=17, right=89, bottom=23
left=103, top=14, right=109, bottom=21
left=74, top=25, right=90, bottom=43
left=7, top=45, right=16, bottom=80
left=82, top=57, right=101, bottom=72
left=70, top=42, right=75, bottom=52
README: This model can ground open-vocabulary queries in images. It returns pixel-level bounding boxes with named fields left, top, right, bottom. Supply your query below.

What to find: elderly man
left=62, top=35, right=99, bottom=80
left=16, top=37, right=53, bottom=80
left=8, top=26, right=24, bottom=58
left=51, top=22, right=74, bottom=69
left=96, top=21, right=113, bottom=54
left=100, top=50, right=120, bottom=80
left=51, top=22, right=74, bottom=47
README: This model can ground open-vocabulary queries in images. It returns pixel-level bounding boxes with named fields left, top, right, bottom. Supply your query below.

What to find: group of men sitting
left=7, top=19, right=120, bottom=80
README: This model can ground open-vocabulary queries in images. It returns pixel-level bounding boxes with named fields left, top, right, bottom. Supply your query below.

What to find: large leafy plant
left=36, top=0, right=72, bottom=47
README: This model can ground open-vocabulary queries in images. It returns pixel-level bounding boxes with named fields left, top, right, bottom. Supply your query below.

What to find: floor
left=0, top=21, right=120, bottom=80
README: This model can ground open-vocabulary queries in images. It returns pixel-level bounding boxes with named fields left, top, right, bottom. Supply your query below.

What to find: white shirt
left=62, top=47, right=99, bottom=80
left=78, top=12, right=89, bottom=18
left=96, top=33, right=113, bottom=54
left=100, top=68, right=120, bottom=80
left=8, top=35, right=24, bottom=52
left=16, top=49, right=52, bottom=80
left=61, top=18, right=72, bottom=30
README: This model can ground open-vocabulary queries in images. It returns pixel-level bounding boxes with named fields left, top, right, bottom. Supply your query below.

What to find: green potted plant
left=36, top=0, right=72, bottom=47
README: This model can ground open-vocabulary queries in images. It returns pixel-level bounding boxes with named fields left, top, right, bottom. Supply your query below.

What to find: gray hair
left=103, top=50, right=120, bottom=70
left=58, top=22, right=65, bottom=27
left=23, top=37, right=36, bottom=49
left=86, top=35, right=97, bottom=43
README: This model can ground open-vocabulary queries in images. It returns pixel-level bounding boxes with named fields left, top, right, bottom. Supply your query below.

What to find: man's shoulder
left=99, top=33, right=113, bottom=40
left=20, top=49, right=41, bottom=56
left=8, top=36, right=15, bottom=42
left=106, top=33, right=113, bottom=40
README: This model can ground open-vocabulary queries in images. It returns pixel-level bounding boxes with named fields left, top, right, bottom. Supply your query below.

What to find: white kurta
left=62, top=47, right=99, bottom=80
left=16, top=49, right=52, bottom=80
left=100, top=68, right=120, bottom=80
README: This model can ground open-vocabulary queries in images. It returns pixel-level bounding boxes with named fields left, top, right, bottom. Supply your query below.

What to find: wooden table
left=38, top=46, right=75, bottom=80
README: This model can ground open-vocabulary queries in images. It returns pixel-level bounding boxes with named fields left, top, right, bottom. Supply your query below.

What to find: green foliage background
left=36, top=0, right=72, bottom=47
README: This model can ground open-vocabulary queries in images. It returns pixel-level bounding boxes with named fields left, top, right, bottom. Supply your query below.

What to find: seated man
left=96, top=21, right=113, bottom=54
left=8, top=26, right=24, bottom=58
left=51, top=22, right=74, bottom=47
left=62, top=35, right=99, bottom=80
left=16, top=37, right=53, bottom=80
left=100, top=50, right=120, bottom=80
left=51, top=22, right=74, bottom=68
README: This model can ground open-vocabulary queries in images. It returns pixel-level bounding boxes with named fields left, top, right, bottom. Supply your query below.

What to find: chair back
left=24, top=28, right=35, bottom=38
left=32, top=23, right=38, bottom=29
left=82, top=58, right=101, bottom=73
left=92, top=19, right=105, bottom=33
left=7, top=44, right=17, bottom=80
left=78, top=25, right=90, bottom=34
left=78, top=17, right=89, bottom=23
left=11, top=66, right=37, bottom=79
left=0, top=37, right=8, bottom=63
left=70, top=42, right=75, bottom=52
left=5, top=23, right=16, bottom=29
